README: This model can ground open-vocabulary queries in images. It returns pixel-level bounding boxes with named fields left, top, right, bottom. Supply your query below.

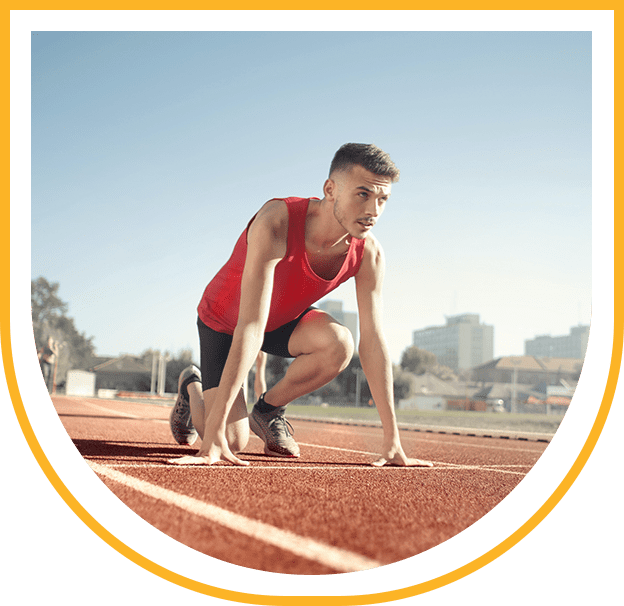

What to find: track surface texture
left=53, top=396, right=549, bottom=575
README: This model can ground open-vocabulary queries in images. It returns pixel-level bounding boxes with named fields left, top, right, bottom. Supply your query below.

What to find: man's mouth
left=358, top=220, right=375, bottom=229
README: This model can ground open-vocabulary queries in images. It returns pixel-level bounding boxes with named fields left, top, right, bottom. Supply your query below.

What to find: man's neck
left=306, top=198, right=350, bottom=253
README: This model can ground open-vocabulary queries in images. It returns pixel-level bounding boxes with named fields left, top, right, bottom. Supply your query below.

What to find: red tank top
left=198, top=197, right=366, bottom=334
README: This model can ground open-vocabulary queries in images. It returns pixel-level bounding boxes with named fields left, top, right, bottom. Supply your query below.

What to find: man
left=38, top=336, right=59, bottom=394
left=169, top=143, right=432, bottom=468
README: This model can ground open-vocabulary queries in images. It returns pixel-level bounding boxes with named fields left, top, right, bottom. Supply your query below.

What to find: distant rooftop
left=90, top=354, right=151, bottom=374
left=473, top=355, right=583, bottom=373
left=444, top=313, right=481, bottom=326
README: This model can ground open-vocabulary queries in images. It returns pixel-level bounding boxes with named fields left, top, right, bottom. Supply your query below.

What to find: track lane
left=52, top=396, right=549, bottom=574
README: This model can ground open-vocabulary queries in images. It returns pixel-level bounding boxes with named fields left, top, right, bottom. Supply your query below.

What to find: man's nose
left=365, top=199, right=382, bottom=217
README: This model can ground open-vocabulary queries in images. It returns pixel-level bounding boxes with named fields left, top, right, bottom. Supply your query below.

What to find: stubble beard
left=333, top=199, right=369, bottom=241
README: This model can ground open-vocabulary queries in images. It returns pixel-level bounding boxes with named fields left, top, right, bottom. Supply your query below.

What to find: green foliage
left=164, top=349, right=196, bottom=393
left=265, top=355, right=289, bottom=390
left=31, top=276, right=68, bottom=346
left=31, top=276, right=96, bottom=385
left=392, top=364, right=415, bottom=401
left=304, top=353, right=372, bottom=405
left=400, top=345, right=438, bottom=375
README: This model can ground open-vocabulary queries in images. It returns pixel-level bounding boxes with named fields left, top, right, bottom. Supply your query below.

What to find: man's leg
left=264, top=310, right=354, bottom=407
left=254, top=351, right=268, bottom=399
left=186, top=318, right=251, bottom=453
left=189, top=385, right=250, bottom=453
left=248, top=310, right=352, bottom=457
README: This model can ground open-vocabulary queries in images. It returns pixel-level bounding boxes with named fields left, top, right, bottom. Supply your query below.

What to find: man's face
left=329, top=165, right=392, bottom=240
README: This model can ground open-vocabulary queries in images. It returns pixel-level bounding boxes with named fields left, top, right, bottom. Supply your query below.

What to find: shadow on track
left=72, top=438, right=196, bottom=463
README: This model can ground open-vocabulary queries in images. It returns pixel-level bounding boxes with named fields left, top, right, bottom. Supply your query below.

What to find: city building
left=89, top=355, right=152, bottom=392
left=471, top=355, right=582, bottom=386
left=318, top=299, right=358, bottom=345
left=412, top=313, right=494, bottom=372
left=470, top=355, right=582, bottom=413
left=525, top=325, right=590, bottom=359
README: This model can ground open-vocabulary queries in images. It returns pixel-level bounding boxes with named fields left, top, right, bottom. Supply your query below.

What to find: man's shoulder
left=356, top=233, right=385, bottom=281
left=362, top=232, right=384, bottom=259
left=250, top=198, right=290, bottom=242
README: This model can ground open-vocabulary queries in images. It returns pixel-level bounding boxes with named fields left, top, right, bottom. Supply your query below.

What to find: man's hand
left=372, top=440, right=433, bottom=467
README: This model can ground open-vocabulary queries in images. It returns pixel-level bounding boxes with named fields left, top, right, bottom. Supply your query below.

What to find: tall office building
left=412, top=314, right=494, bottom=372
left=525, top=325, right=589, bottom=359
left=318, top=300, right=358, bottom=345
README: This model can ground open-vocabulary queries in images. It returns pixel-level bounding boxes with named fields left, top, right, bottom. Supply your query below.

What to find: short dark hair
left=329, top=143, right=400, bottom=183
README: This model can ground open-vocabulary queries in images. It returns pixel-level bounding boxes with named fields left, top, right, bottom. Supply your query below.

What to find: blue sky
left=31, top=30, right=592, bottom=364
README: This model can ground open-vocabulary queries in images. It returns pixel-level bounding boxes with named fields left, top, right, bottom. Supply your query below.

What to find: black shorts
left=197, top=307, right=316, bottom=391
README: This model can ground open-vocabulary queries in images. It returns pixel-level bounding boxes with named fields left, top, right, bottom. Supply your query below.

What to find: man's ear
left=323, top=177, right=336, bottom=200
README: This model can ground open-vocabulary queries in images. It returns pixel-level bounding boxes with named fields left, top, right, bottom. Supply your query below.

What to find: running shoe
left=249, top=397, right=300, bottom=457
left=169, top=365, right=201, bottom=445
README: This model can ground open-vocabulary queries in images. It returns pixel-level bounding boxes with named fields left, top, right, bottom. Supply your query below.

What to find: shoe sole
left=248, top=413, right=300, bottom=458
left=170, top=366, right=200, bottom=446
left=169, top=401, right=198, bottom=445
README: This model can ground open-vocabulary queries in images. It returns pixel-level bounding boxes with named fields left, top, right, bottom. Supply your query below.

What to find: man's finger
left=226, top=454, right=250, bottom=467
left=166, top=455, right=207, bottom=465
left=396, top=457, right=433, bottom=468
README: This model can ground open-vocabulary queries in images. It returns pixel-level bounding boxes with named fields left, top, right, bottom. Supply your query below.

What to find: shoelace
left=267, top=415, right=295, bottom=437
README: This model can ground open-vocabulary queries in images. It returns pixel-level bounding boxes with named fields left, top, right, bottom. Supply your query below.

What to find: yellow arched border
left=3, top=10, right=619, bottom=604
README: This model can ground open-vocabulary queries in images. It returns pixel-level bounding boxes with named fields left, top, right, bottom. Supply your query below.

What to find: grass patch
left=287, top=404, right=563, bottom=435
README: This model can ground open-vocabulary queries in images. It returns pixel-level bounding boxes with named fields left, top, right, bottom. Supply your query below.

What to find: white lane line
left=438, top=464, right=529, bottom=476
left=389, top=435, right=545, bottom=454
left=294, top=440, right=540, bottom=466
left=417, top=439, right=545, bottom=454
left=77, top=403, right=539, bottom=468
left=83, top=402, right=167, bottom=423
left=87, top=461, right=381, bottom=573
left=296, top=440, right=378, bottom=457
left=78, top=402, right=545, bottom=454
left=301, top=427, right=546, bottom=454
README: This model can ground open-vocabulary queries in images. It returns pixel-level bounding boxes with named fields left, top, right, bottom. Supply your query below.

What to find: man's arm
left=195, top=200, right=288, bottom=465
left=355, top=235, right=432, bottom=467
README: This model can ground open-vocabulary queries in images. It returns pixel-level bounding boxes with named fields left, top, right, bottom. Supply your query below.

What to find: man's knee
left=325, top=324, right=354, bottom=373
left=228, top=431, right=249, bottom=454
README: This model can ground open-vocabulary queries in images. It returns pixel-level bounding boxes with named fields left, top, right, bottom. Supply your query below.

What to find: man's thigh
left=287, top=309, right=353, bottom=357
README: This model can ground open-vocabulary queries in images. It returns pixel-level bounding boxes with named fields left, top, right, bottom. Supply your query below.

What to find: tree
left=164, top=349, right=196, bottom=393
left=392, top=364, right=415, bottom=401
left=400, top=345, right=437, bottom=375
left=31, top=277, right=96, bottom=387
left=265, top=355, right=290, bottom=390
left=31, top=276, right=68, bottom=347
left=430, top=363, right=457, bottom=381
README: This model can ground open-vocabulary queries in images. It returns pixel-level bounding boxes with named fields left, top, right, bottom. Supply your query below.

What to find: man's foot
left=249, top=395, right=300, bottom=457
left=169, top=365, right=201, bottom=445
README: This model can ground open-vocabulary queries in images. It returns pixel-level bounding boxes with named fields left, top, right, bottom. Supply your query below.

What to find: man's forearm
left=206, top=324, right=264, bottom=430
left=359, top=337, right=399, bottom=439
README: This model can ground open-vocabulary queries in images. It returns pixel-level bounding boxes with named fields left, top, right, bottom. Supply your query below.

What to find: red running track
left=53, top=396, right=549, bottom=575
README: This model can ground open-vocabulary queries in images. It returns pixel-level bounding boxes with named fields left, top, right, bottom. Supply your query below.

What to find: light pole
left=510, top=366, right=518, bottom=414
left=150, top=351, right=158, bottom=394
left=352, top=367, right=366, bottom=407
left=157, top=352, right=170, bottom=396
